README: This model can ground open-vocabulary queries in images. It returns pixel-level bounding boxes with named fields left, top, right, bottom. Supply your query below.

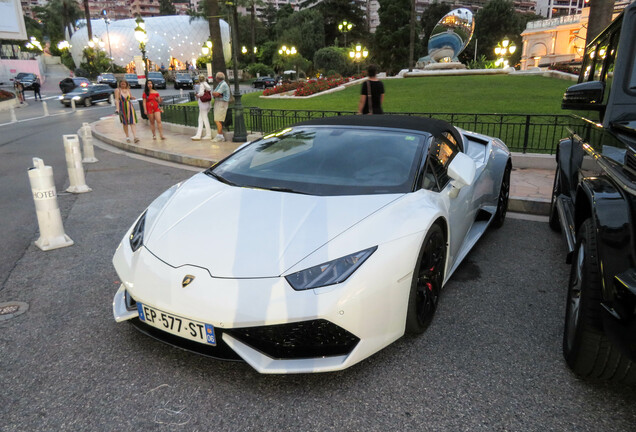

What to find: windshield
left=208, top=126, right=427, bottom=196
left=176, top=74, right=190, bottom=79
left=101, top=74, right=115, bottom=79
left=125, top=74, right=136, bottom=79
left=148, top=72, right=163, bottom=78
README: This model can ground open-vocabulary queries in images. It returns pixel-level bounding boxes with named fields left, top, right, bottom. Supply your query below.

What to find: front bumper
left=112, top=233, right=419, bottom=373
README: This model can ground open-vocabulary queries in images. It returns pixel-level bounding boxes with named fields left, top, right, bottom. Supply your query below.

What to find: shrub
left=262, top=82, right=301, bottom=96
left=248, top=63, right=274, bottom=77
left=314, top=47, right=346, bottom=75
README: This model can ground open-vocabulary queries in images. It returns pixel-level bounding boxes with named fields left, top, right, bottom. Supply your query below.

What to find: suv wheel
left=84, top=97, right=92, bottom=107
left=563, top=218, right=636, bottom=383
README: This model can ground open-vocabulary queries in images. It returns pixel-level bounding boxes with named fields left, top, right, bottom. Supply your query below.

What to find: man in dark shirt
left=358, top=64, right=384, bottom=115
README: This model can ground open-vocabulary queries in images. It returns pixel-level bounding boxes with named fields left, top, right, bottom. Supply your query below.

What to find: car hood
left=144, top=173, right=402, bottom=278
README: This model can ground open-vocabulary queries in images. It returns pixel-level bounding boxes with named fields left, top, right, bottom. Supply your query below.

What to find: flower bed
left=262, top=74, right=366, bottom=97
left=0, top=89, right=16, bottom=102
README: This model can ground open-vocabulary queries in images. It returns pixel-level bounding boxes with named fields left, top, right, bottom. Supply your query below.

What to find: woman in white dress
left=191, top=75, right=212, bottom=140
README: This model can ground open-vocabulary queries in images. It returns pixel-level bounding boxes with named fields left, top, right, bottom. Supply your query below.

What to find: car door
left=422, top=135, right=475, bottom=269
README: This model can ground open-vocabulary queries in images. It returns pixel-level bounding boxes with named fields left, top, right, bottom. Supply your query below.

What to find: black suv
left=98, top=73, right=118, bottom=88
left=15, top=73, right=38, bottom=90
left=174, top=73, right=193, bottom=89
left=147, top=72, right=166, bottom=89
left=550, top=2, right=636, bottom=383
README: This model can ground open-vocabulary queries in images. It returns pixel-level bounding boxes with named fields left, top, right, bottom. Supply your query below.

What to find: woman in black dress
left=358, top=64, right=384, bottom=115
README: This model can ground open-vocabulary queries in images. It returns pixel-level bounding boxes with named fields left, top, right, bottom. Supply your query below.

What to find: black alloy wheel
left=491, top=162, right=511, bottom=228
left=563, top=218, right=636, bottom=383
left=549, top=165, right=562, bottom=232
left=406, top=224, right=446, bottom=334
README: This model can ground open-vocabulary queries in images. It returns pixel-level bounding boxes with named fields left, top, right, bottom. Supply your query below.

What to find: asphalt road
left=1, top=101, right=635, bottom=431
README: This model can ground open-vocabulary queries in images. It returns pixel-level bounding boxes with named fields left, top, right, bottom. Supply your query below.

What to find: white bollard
left=42, top=101, right=49, bottom=117
left=109, top=94, right=115, bottom=106
left=63, top=134, right=92, bottom=193
left=10, top=106, right=17, bottom=123
left=78, top=123, right=98, bottom=163
left=71, top=99, right=76, bottom=111
left=179, top=88, right=183, bottom=97
left=28, top=158, right=74, bottom=251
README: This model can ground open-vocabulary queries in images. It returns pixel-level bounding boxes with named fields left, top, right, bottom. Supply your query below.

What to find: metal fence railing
left=162, top=106, right=588, bottom=154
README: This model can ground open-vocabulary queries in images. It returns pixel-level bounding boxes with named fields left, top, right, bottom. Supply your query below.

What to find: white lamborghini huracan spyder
left=113, top=115, right=511, bottom=374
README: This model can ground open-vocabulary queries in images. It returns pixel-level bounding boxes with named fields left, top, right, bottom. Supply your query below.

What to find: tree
left=374, top=0, right=411, bottom=74
left=275, top=9, right=325, bottom=62
left=301, top=0, right=367, bottom=47
left=82, top=0, right=92, bottom=40
left=585, top=0, right=615, bottom=47
left=314, top=47, right=346, bottom=74
left=205, top=0, right=226, bottom=75
left=473, top=0, right=536, bottom=66
left=35, top=0, right=82, bottom=40
left=160, top=0, right=177, bottom=15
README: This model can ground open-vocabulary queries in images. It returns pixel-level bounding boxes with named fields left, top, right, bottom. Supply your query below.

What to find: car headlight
left=72, top=96, right=81, bottom=101
left=285, top=246, right=377, bottom=291
left=129, top=211, right=147, bottom=252
left=58, top=96, right=64, bottom=100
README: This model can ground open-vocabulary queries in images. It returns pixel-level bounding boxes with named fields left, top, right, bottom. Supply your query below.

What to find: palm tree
left=83, top=0, right=93, bottom=40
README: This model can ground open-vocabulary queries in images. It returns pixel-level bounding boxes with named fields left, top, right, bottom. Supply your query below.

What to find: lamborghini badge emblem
left=182, top=275, right=195, bottom=288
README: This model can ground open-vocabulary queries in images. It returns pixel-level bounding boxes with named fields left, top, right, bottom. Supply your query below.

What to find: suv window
left=148, top=72, right=163, bottom=78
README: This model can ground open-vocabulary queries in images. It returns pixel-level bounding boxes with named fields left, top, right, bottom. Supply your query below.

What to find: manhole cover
left=0, top=301, right=29, bottom=321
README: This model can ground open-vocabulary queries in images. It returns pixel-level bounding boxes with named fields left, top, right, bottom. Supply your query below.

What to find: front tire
left=84, top=97, right=92, bottom=107
left=405, top=224, right=446, bottom=334
left=563, top=218, right=636, bottom=383
left=491, top=162, right=511, bottom=229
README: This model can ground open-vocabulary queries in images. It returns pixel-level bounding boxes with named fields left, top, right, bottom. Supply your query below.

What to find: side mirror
left=562, top=81, right=605, bottom=111
left=447, top=152, right=476, bottom=197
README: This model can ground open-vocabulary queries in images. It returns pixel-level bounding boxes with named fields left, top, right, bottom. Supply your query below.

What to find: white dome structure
left=68, top=16, right=231, bottom=69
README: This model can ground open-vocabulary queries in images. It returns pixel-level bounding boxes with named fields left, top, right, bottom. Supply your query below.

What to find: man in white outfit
left=191, top=75, right=212, bottom=140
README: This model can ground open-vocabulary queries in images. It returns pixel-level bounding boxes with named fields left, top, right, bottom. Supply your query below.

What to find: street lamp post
left=134, top=16, right=148, bottom=79
left=230, top=2, right=247, bottom=142
left=349, top=44, right=369, bottom=74
left=494, top=37, right=516, bottom=68
left=201, top=37, right=213, bottom=82
left=103, top=12, right=113, bottom=70
left=338, top=20, right=353, bottom=47
left=278, top=45, right=297, bottom=81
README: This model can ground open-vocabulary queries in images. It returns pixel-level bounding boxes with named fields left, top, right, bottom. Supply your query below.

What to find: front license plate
left=137, top=302, right=216, bottom=346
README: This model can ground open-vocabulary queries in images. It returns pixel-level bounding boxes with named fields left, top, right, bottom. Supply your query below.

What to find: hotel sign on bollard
left=63, top=134, right=92, bottom=193
left=78, top=123, right=98, bottom=163
left=27, top=158, right=74, bottom=251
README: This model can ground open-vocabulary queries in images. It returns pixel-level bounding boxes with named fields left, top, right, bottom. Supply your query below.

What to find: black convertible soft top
left=295, top=115, right=463, bottom=150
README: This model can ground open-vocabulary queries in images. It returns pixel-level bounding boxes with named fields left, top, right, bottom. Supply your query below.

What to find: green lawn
left=238, top=75, right=574, bottom=114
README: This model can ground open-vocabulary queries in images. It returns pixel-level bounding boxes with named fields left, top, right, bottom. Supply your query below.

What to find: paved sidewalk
left=90, top=115, right=554, bottom=215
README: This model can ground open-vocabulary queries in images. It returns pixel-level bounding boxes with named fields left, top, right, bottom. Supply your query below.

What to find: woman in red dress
left=142, top=80, right=165, bottom=140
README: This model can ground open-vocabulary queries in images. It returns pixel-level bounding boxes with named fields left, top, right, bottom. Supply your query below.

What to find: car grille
left=225, top=319, right=360, bottom=360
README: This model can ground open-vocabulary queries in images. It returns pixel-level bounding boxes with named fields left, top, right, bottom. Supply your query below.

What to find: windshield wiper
left=260, top=186, right=310, bottom=195
left=208, top=171, right=237, bottom=186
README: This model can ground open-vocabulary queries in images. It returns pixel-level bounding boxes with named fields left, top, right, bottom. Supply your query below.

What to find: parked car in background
left=252, top=77, right=277, bottom=89
left=112, top=115, right=512, bottom=374
left=147, top=72, right=166, bottom=89
left=549, top=1, right=636, bottom=384
left=59, top=83, right=114, bottom=107
left=59, top=77, right=91, bottom=93
left=15, top=73, right=38, bottom=90
left=124, top=73, right=141, bottom=88
left=98, top=73, right=117, bottom=88
left=174, top=73, right=193, bottom=89
left=15, top=72, right=38, bottom=89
